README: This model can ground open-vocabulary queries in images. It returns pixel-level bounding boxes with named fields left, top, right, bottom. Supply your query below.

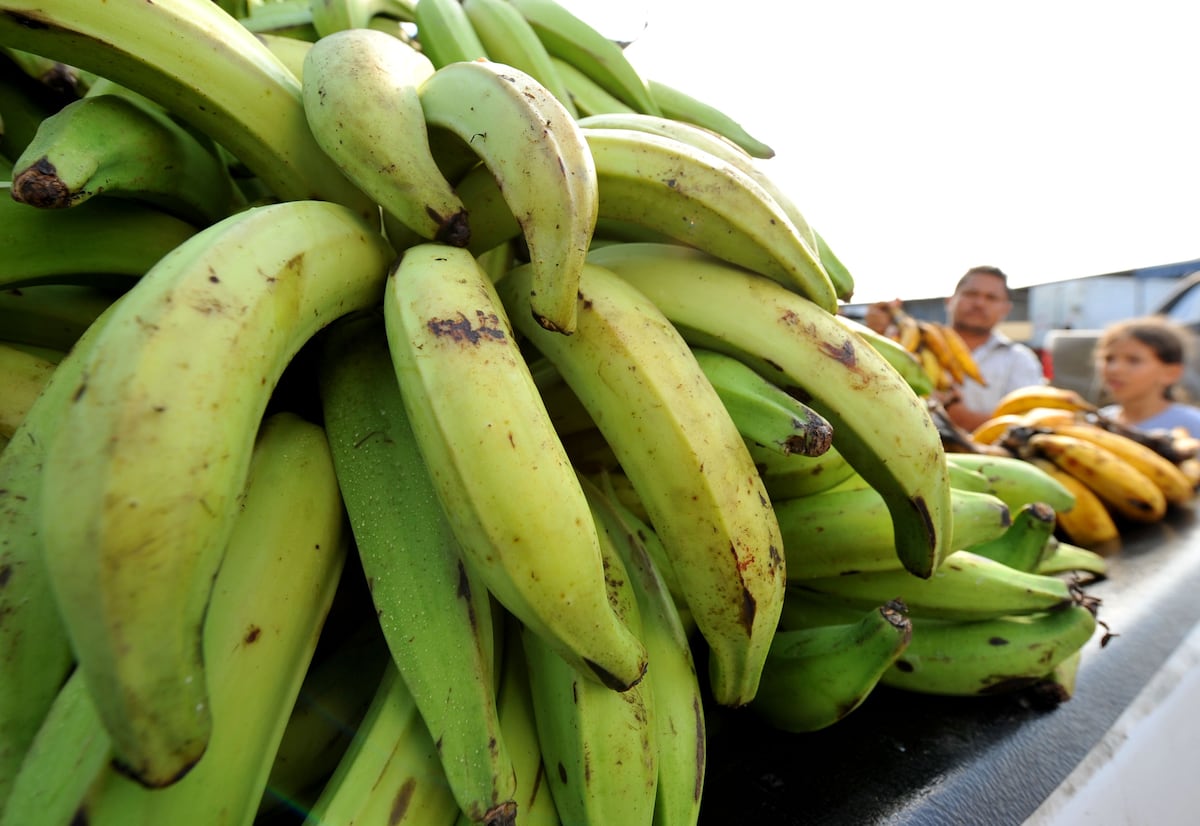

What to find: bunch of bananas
left=962, top=385, right=1200, bottom=551
left=881, top=304, right=987, bottom=392
left=0, top=1, right=1109, bottom=825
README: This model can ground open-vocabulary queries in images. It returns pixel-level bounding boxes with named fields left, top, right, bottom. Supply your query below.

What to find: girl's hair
left=1096, top=316, right=1195, bottom=399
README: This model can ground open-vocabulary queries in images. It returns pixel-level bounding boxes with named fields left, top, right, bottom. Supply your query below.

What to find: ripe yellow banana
left=917, top=320, right=963, bottom=385
left=892, top=309, right=922, bottom=352
left=1026, top=457, right=1122, bottom=552
left=939, top=322, right=987, bottom=386
left=970, top=413, right=1026, bottom=445
left=990, top=385, right=1098, bottom=418
left=1048, top=421, right=1195, bottom=507
left=1027, top=431, right=1167, bottom=523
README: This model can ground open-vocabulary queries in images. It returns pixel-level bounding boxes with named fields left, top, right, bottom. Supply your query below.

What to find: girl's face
left=1098, top=335, right=1183, bottom=405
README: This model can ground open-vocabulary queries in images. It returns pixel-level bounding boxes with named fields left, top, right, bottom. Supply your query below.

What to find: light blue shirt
left=1098, top=402, right=1200, bottom=438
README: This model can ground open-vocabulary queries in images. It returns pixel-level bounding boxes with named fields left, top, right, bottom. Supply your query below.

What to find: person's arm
left=940, top=390, right=994, bottom=432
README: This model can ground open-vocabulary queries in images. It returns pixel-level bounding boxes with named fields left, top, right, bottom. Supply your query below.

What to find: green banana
left=473, top=618, right=561, bottom=826
left=964, top=501, right=1057, bottom=573
left=0, top=342, right=55, bottom=439
left=382, top=243, right=647, bottom=692
left=645, top=77, right=773, bottom=159
left=946, top=451, right=1078, bottom=514
left=0, top=670, right=111, bottom=826
left=38, top=200, right=392, bottom=788
left=750, top=602, right=912, bottom=733
left=418, top=58, right=598, bottom=334
left=575, top=110, right=820, bottom=255
left=587, top=242, right=953, bottom=579
left=743, top=439, right=860, bottom=500
left=0, top=48, right=64, bottom=160
left=582, top=475, right=706, bottom=826
left=498, top=261, right=784, bottom=707
left=0, top=298, right=120, bottom=814
left=881, top=602, right=1099, bottom=696
left=812, top=230, right=856, bottom=302
left=252, top=31, right=313, bottom=81
left=692, top=347, right=834, bottom=458
left=317, top=311, right=518, bottom=824
left=237, top=0, right=319, bottom=39
left=582, top=128, right=839, bottom=314
left=77, top=412, right=350, bottom=825
left=505, top=0, right=660, bottom=115
left=0, top=283, right=116, bottom=352
left=548, top=53, right=636, bottom=116
left=413, top=0, right=490, bottom=67
left=775, top=485, right=1012, bottom=581
left=5, top=412, right=351, bottom=826
left=258, top=614, right=391, bottom=822
left=461, top=0, right=578, bottom=117
left=945, top=461, right=996, bottom=494
left=0, top=190, right=200, bottom=291
left=520, top=504, right=658, bottom=826
left=587, top=469, right=696, bottom=638
left=792, top=550, right=1076, bottom=621
left=1035, top=537, right=1110, bottom=579
left=0, top=0, right=375, bottom=216
left=301, top=663, right=461, bottom=826
left=11, top=91, right=241, bottom=225
left=310, top=0, right=416, bottom=37
left=301, top=28, right=469, bottom=245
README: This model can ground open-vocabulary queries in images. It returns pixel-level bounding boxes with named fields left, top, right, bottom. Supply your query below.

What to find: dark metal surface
left=697, top=506, right=1200, bottom=826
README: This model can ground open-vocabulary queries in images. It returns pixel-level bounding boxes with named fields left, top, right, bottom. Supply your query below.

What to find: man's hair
left=954, top=265, right=1010, bottom=297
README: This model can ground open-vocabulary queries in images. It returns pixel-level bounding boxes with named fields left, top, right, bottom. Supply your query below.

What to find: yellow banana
left=939, top=322, right=987, bottom=385
left=1026, top=457, right=1122, bottom=552
left=917, top=320, right=963, bottom=385
left=990, top=385, right=1097, bottom=418
left=970, top=413, right=1026, bottom=446
left=1027, top=432, right=1166, bottom=523
left=1047, top=421, right=1195, bottom=507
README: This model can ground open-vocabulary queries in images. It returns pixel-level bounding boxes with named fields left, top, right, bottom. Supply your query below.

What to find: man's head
left=946, top=266, right=1012, bottom=339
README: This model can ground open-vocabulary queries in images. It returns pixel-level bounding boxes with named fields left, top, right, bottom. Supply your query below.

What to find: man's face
left=946, top=273, right=1011, bottom=336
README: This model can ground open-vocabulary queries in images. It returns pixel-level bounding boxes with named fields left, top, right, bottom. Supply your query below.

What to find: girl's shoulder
left=1145, top=403, right=1200, bottom=435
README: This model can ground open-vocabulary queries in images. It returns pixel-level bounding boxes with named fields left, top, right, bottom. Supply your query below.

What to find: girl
left=1095, top=316, right=1200, bottom=437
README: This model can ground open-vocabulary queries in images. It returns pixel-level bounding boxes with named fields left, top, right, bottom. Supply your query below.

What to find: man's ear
left=1164, top=362, right=1185, bottom=386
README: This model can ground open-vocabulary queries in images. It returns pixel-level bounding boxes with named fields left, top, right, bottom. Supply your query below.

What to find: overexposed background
left=562, top=0, right=1200, bottom=304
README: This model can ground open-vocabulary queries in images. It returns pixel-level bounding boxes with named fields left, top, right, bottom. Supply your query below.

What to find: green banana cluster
left=0, top=1, right=1111, bottom=824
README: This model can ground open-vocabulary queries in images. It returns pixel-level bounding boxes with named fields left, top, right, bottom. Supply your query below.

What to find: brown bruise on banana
left=426, top=309, right=506, bottom=345
left=390, top=778, right=418, bottom=823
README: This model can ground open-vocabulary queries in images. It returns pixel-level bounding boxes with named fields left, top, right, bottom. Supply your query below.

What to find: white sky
left=562, top=0, right=1200, bottom=304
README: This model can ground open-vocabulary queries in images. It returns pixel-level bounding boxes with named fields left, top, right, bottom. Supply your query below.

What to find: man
left=936, top=265, right=1045, bottom=431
